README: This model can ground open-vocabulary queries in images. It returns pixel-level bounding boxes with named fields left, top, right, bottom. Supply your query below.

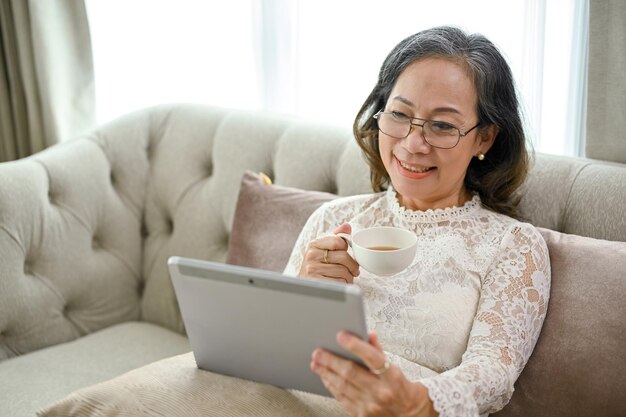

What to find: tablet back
left=168, top=256, right=368, bottom=396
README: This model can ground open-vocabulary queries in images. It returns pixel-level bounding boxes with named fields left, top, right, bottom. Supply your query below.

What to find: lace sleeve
left=283, top=204, right=329, bottom=276
left=419, top=223, right=551, bottom=417
left=386, top=351, right=440, bottom=380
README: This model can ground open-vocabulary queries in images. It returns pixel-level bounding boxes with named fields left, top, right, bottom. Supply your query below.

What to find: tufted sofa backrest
left=0, top=131, right=146, bottom=359
left=1, top=104, right=626, bottom=358
left=136, top=105, right=372, bottom=333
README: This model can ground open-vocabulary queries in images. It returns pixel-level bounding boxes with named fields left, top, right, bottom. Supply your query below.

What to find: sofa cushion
left=493, top=228, right=626, bottom=417
left=38, top=352, right=348, bottom=417
left=226, top=170, right=337, bottom=272
left=0, top=321, right=189, bottom=417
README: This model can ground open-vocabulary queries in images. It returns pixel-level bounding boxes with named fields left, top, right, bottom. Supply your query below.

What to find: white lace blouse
left=283, top=187, right=551, bottom=417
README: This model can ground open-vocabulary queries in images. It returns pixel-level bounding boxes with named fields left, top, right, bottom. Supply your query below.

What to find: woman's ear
left=478, top=124, right=498, bottom=155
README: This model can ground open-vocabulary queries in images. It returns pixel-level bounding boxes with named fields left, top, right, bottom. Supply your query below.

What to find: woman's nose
left=402, top=126, right=431, bottom=154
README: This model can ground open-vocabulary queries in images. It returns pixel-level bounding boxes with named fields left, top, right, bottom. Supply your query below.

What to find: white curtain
left=252, top=0, right=298, bottom=114
left=86, top=0, right=587, bottom=158
left=0, top=0, right=95, bottom=162
left=586, top=0, right=626, bottom=164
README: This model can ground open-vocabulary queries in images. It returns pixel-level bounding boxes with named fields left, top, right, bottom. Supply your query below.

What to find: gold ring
left=371, top=359, right=390, bottom=376
left=322, top=249, right=329, bottom=264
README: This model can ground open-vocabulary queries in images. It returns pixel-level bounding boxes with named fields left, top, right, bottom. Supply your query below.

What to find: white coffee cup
left=337, top=226, right=417, bottom=276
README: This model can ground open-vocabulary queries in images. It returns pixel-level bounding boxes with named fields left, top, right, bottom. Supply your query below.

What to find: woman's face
left=378, top=57, right=495, bottom=211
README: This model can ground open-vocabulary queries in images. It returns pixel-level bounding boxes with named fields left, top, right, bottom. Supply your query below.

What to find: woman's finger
left=337, top=331, right=389, bottom=376
left=320, top=249, right=360, bottom=277
left=314, top=362, right=356, bottom=401
left=315, top=367, right=362, bottom=417
left=301, top=251, right=355, bottom=283
left=311, top=235, right=349, bottom=252
left=301, top=265, right=354, bottom=283
left=298, top=229, right=360, bottom=282
left=312, top=348, right=378, bottom=389
left=321, top=270, right=354, bottom=284
left=368, top=331, right=384, bottom=351
left=311, top=350, right=373, bottom=410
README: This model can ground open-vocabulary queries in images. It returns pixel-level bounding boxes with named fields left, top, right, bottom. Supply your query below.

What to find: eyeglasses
left=373, top=111, right=481, bottom=149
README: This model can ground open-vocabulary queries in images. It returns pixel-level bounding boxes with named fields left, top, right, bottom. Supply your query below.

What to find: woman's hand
left=298, top=223, right=360, bottom=283
left=311, top=331, right=438, bottom=417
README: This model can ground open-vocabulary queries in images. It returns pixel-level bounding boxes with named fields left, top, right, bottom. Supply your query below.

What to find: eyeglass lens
left=376, top=113, right=459, bottom=149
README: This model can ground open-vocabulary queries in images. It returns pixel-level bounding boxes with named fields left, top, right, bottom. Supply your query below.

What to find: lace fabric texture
left=283, top=188, right=551, bottom=417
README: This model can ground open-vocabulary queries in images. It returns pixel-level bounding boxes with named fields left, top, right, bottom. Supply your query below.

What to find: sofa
left=1, top=104, right=625, bottom=417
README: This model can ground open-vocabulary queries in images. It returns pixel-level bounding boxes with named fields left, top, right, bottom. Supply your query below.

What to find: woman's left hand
left=311, top=331, right=438, bottom=417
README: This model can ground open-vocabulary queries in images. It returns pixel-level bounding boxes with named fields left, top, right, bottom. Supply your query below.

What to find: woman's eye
left=391, top=111, right=409, bottom=120
left=430, top=121, right=456, bottom=132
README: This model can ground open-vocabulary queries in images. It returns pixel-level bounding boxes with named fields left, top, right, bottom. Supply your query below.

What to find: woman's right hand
left=298, top=223, right=361, bottom=283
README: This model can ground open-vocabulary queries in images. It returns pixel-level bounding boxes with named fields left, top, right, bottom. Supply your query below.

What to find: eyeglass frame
left=372, top=110, right=482, bottom=149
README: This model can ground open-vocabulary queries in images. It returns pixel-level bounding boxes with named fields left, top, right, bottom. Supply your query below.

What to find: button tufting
left=110, top=171, right=116, bottom=185
left=24, top=262, right=32, bottom=275
left=92, top=236, right=101, bottom=249
left=166, top=218, right=174, bottom=234
left=205, top=160, right=213, bottom=177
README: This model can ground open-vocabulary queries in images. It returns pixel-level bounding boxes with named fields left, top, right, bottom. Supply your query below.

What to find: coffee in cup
left=367, top=246, right=400, bottom=251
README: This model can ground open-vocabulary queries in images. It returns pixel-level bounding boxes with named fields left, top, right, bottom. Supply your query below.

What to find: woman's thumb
left=333, top=223, right=351, bottom=235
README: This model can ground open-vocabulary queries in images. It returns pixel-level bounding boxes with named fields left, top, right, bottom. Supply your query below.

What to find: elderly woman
left=284, top=26, right=551, bottom=417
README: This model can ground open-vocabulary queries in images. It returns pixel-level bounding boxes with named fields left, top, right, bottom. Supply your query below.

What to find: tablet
left=167, top=256, right=368, bottom=396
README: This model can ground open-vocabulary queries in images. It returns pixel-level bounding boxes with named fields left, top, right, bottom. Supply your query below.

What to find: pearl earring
left=477, top=151, right=485, bottom=161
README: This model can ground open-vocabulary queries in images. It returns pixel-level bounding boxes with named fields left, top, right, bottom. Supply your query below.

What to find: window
left=86, top=0, right=259, bottom=120
left=86, top=0, right=587, bottom=157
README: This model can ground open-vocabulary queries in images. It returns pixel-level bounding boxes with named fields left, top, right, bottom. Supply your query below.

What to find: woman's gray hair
left=353, top=26, right=530, bottom=218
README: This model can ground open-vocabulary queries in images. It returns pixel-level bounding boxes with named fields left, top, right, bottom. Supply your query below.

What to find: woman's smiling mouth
left=396, top=157, right=436, bottom=176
